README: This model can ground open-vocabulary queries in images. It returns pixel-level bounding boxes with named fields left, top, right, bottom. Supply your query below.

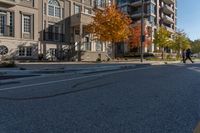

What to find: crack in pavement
left=0, top=82, right=113, bottom=101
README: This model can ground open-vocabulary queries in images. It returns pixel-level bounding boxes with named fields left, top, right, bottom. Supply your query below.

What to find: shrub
left=124, top=52, right=154, bottom=58
left=0, top=61, right=16, bottom=68
left=96, top=58, right=101, bottom=62
left=38, top=54, right=44, bottom=61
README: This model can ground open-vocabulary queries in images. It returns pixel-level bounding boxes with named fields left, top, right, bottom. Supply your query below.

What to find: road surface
left=0, top=63, right=200, bottom=133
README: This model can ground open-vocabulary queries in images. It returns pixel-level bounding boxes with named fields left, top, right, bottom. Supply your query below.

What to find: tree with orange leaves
left=129, top=22, right=152, bottom=48
left=87, top=5, right=132, bottom=57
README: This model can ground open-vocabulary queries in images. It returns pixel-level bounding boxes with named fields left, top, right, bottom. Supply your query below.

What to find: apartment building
left=117, top=0, right=177, bottom=53
left=38, top=0, right=114, bottom=61
left=0, top=0, right=39, bottom=60
left=39, top=0, right=114, bottom=61
left=0, top=0, right=114, bottom=61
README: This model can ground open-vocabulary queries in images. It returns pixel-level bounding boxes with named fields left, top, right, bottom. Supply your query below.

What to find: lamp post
left=140, top=0, right=145, bottom=62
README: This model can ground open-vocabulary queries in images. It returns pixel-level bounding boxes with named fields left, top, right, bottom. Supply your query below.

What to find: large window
left=0, top=11, right=14, bottom=36
left=48, top=0, right=61, bottom=17
left=23, top=15, right=31, bottom=33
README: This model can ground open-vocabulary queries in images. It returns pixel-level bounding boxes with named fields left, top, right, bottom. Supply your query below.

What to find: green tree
left=171, top=31, right=190, bottom=57
left=191, top=39, right=200, bottom=54
left=153, top=26, right=171, bottom=59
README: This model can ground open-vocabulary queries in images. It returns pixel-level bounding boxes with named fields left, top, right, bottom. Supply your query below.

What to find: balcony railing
left=163, top=4, right=174, bottom=14
left=131, top=0, right=156, bottom=6
left=162, top=15, right=174, bottom=24
left=0, top=25, right=14, bottom=37
left=70, top=12, right=93, bottom=27
left=43, top=32, right=65, bottom=42
left=163, top=0, right=175, bottom=4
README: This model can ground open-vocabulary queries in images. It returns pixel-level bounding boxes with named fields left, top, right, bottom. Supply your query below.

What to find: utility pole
left=141, top=0, right=145, bottom=62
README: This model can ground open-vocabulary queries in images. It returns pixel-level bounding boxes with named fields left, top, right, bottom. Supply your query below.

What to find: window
left=48, top=0, right=61, bottom=17
left=23, top=15, right=31, bottom=33
left=62, top=8, right=64, bottom=18
left=85, top=42, right=91, bottom=51
left=48, top=5, right=54, bottom=16
left=26, top=47, right=32, bottom=56
left=19, top=46, right=33, bottom=56
left=9, top=12, right=14, bottom=36
left=84, top=37, right=91, bottom=51
left=55, top=7, right=61, bottom=17
left=0, top=11, right=14, bottom=36
left=48, top=24, right=54, bottom=40
left=96, top=41, right=103, bottom=52
left=96, top=0, right=106, bottom=8
left=84, top=8, right=91, bottom=14
left=55, top=26, right=59, bottom=40
left=0, top=14, right=6, bottom=35
left=74, top=5, right=81, bottom=14
left=19, top=47, right=25, bottom=56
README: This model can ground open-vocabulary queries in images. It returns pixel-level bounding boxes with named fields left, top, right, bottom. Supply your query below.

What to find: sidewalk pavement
left=0, top=64, right=138, bottom=80
left=0, top=60, right=195, bottom=80
left=16, top=60, right=181, bottom=69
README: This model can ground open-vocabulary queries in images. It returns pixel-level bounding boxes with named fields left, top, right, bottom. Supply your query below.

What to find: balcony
left=131, top=10, right=155, bottom=18
left=0, top=25, right=14, bottom=37
left=163, top=4, right=174, bottom=14
left=162, top=15, right=174, bottom=24
left=94, top=2, right=106, bottom=10
left=163, top=0, right=175, bottom=4
left=165, top=26, right=175, bottom=33
left=0, top=0, right=19, bottom=6
left=131, top=11, right=142, bottom=18
left=70, top=13, right=93, bottom=27
left=43, top=32, right=65, bottom=42
left=131, top=0, right=156, bottom=6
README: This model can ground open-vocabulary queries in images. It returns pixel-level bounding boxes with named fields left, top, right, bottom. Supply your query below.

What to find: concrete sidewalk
left=16, top=60, right=181, bottom=70
left=0, top=60, right=195, bottom=80
left=0, top=64, right=139, bottom=80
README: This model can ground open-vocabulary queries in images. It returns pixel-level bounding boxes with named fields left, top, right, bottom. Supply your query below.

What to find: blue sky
left=177, top=0, right=200, bottom=40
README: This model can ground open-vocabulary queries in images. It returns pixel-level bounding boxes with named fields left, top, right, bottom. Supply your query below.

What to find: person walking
left=181, top=49, right=186, bottom=63
left=184, top=48, right=194, bottom=63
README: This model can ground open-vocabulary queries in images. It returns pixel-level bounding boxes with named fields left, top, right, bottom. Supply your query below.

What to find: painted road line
left=0, top=66, right=153, bottom=91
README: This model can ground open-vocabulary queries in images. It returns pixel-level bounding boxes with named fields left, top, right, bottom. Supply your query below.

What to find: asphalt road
left=0, top=63, right=200, bottom=133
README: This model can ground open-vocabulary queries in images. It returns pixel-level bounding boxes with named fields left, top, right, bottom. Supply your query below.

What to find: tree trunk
left=161, top=47, right=164, bottom=60
left=112, top=43, right=117, bottom=59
